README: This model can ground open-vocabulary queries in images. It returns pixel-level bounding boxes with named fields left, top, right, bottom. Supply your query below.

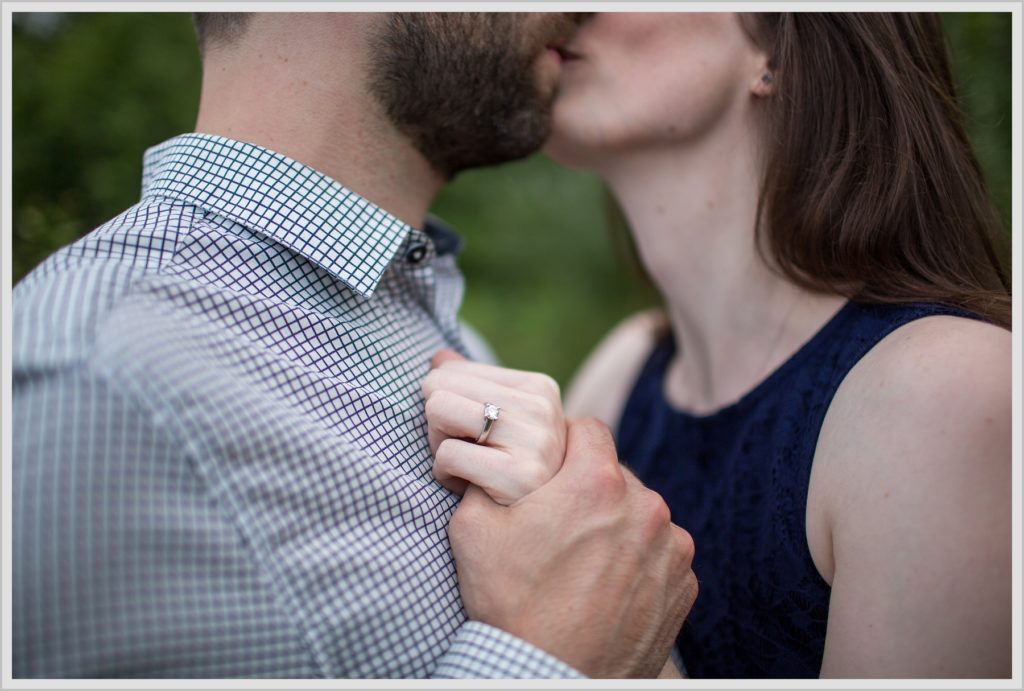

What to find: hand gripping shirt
left=12, top=133, right=581, bottom=679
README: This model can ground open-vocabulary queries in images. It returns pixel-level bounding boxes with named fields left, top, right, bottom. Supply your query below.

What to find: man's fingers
left=449, top=483, right=505, bottom=543
left=537, top=416, right=626, bottom=507
left=560, top=416, right=619, bottom=473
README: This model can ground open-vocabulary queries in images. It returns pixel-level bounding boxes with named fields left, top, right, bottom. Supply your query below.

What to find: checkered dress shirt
left=12, top=133, right=583, bottom=679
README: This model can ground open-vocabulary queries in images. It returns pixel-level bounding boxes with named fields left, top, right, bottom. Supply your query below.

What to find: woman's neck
left=601, top=126, right=845, bottom=415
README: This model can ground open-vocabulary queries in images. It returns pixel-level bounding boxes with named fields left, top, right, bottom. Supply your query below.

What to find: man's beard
left=368, top=13, right=576, bottom=179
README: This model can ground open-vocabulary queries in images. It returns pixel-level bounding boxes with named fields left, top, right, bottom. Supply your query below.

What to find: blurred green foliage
left=12, top=12, right=1012, bottom=386
left=13, top=14, right=202, bottom=281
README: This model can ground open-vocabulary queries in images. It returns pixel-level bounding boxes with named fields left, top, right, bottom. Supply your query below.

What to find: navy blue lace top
left=617, top=300, right=975, bottom=678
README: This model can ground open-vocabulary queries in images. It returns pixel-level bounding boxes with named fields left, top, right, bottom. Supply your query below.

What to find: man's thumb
left=561, top=416, right=619, bottom=473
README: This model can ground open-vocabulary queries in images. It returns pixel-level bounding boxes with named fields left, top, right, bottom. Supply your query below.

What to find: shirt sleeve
left=12, top=365, right=321, bottom=677
left=432, top=621, right=584, bottom=679
left=13, top=364, right=585, bottom=679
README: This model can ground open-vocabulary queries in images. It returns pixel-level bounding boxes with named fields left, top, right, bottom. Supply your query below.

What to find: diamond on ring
left=476, top=403, right=501, bottom=444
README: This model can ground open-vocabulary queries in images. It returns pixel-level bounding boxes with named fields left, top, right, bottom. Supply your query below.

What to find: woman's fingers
left=423, top=367, right=546, bottom=415
left=425, top=389, right=482, bottom=454
left=423, top=366, right=563, bottom=440
left=434, top=438, right=543, bottom=506
left=435, top=471, right=470, bottom=497
left=422, top=357, right=569, bottom=505
left=428, top=358, right=561, bottom=401
left=424, top=389, right=520, bottom=455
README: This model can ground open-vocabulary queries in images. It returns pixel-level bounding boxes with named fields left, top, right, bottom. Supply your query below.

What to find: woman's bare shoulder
left=812, top=314, right=1011, bottom=676
left=824, top=313, right=1009, bottom=447
left=810, top=312, right=1010, bottom=581
left=564, top=308, right=669, bottom=428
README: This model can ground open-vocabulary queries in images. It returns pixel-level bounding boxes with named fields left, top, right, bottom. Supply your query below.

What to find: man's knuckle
left=577, top=416, right=615, bottom=447
left=674, top=527, right=696, bottom=563
left=677, top=569, right=699, bottom=612
left=644, top=490, right=672, bottom=526
left=589, top=462, right=626, bottom=500
left=687, top=571, right=699, bottom=604
left=630, top=490, right=668, bottom=542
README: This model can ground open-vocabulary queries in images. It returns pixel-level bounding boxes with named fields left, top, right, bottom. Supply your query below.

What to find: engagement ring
left=476, top=403, right=501, bottom=444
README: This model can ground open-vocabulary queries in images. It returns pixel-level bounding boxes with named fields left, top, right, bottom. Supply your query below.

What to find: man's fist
left=447, top=416, right=698, bottom=678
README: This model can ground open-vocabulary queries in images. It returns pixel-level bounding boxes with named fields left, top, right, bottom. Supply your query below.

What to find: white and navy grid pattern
left=12, top=133, right=582, bottom=679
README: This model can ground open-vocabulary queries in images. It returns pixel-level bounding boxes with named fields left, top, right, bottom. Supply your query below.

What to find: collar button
left=406, top=244, right=428, bottom=265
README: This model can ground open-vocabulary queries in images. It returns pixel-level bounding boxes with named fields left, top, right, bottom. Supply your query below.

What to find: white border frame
left=1, top=3, right=1020, bottom=690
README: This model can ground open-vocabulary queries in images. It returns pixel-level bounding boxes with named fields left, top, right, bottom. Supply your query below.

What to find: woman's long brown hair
left=745, top=13, right=1011, bottom=328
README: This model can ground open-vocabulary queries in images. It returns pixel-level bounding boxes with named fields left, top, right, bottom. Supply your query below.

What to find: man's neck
left=193, top=16, right=444, bottom=228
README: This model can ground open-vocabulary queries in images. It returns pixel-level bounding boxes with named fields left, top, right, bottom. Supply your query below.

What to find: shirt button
left=406, top=244, right=428, bottom=264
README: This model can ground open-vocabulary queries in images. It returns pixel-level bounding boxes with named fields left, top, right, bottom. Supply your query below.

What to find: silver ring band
left=476, top=403, right=501, bottom=444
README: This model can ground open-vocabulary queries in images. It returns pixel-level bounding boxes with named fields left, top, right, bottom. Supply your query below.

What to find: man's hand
left=447, top=416, right=698, bottom=678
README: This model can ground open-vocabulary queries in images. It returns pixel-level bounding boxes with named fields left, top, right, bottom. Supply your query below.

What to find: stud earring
left=761, top=73, right=773, bottom=84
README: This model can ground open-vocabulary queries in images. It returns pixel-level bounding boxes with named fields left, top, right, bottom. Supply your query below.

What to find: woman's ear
left=751, top=70, right=775, bottom=97
left=749, top=48, right=775, bottom=97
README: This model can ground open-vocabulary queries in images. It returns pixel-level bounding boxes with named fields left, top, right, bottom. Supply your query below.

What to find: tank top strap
left=785, top=300, right=984, bottom=473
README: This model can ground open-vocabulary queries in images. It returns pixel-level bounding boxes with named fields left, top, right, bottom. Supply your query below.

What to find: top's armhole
left=564, top=308, right=669, bottom=434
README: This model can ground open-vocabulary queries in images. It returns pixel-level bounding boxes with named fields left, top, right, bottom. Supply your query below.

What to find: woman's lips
left=556, top=46, right=581, bottom=62
left=546, top=39, right=581, bottom=63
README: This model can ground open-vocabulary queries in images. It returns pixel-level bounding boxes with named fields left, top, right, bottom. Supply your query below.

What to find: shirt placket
left=396, top=230, right=467, bottom=355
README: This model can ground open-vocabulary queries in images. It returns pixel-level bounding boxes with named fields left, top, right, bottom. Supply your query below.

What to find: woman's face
left=546, top=13, right=769, bottom=168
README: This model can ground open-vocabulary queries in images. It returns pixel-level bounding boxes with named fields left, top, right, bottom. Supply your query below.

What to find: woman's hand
left=422, top=349, right=567, bottom=505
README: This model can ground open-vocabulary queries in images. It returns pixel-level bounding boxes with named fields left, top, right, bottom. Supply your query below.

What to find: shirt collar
left=140, top=133, right=414, bottom=297
left=423, top=214, right=464, bottom=257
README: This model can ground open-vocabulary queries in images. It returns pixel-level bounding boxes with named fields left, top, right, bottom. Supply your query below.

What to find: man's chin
left=539, top=107, right=570, bottom=160
left=540, top=127, right=594, bottom=172
left=427, top=127, right=552, bottom=179
left=536, top=47, right=564, bottom=92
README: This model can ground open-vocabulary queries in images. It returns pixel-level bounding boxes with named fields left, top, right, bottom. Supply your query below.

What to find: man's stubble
left=368, top=13, right=579, bottom=179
